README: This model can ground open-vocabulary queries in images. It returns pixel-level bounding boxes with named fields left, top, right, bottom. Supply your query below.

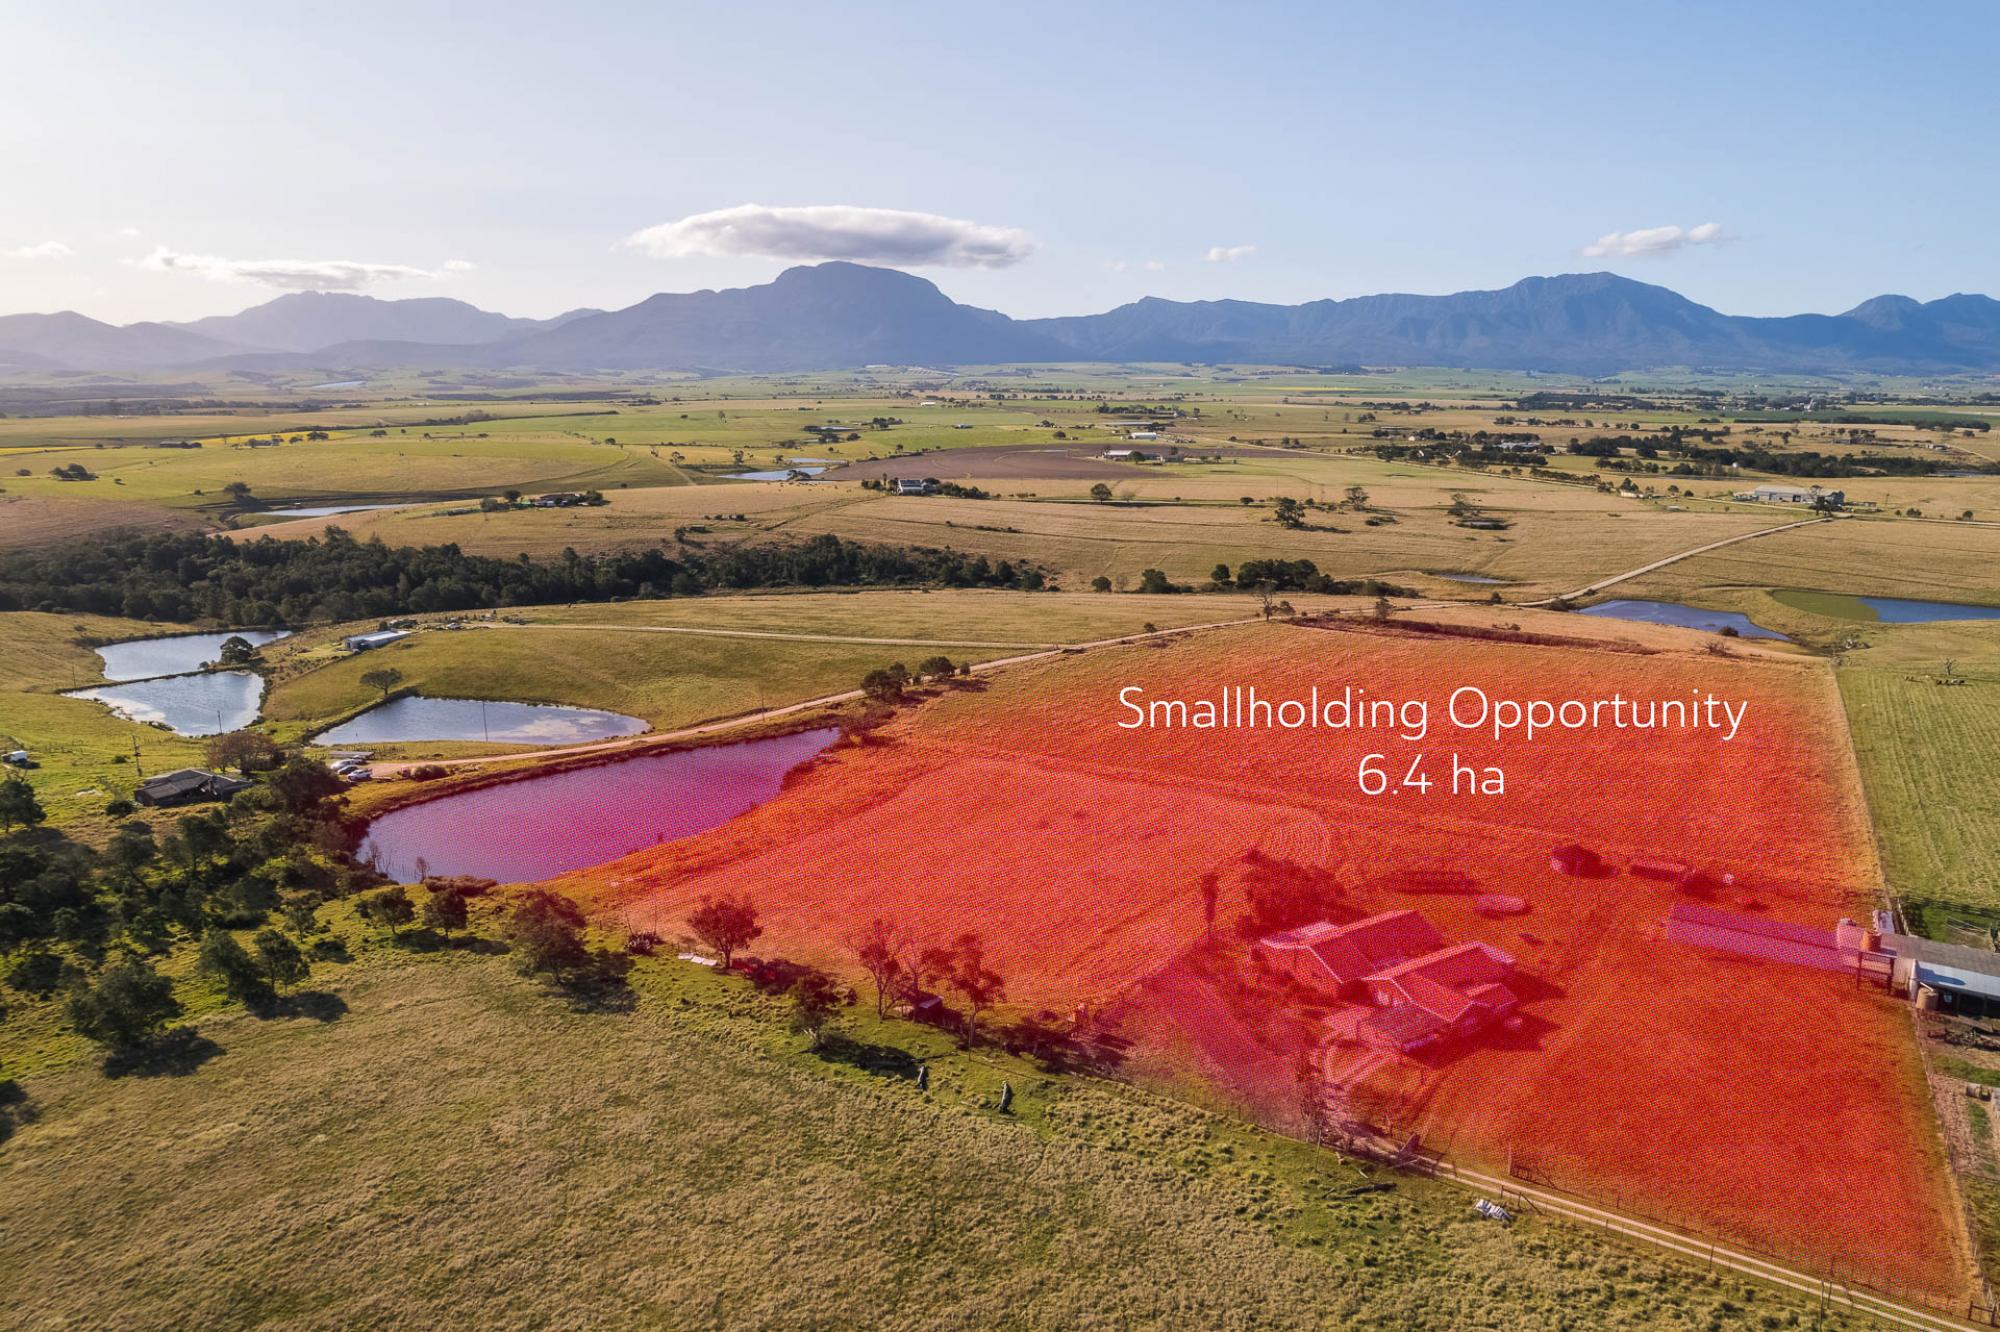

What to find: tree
left=1089, top=483, right=1113, bottom=503
left=68, top=955, right=180, bottom=1051
left=1138, top=568, right=1173, bottom=595
left=0, top=775, right=44, bottom=834
left=848, top=917, right=906, bottom=1018
left=205, top=730, right=282, bottom=774
left=422, top=881, right=471, bottom=938
left=788, top=971, right=842, bottom=1050
left=1252, top=580, right=1278, bottom=620
left=253, top=928, right=309, bottom=992
left=216, top=635, right=258, bottom=665
left=860, top=664, right=909, bottom=703
left=1210, top=563, right=1232, bottom=586
left=221, top=480, right=253, bottom=503
left=938, top=932, right=1004, bottom=1046
left=360, top=667, right=404, bottom=699
left=1090, top=576, right=1113, bottom=593
left=1344, top=485, right=1370, bottom=509
left=688, top=893, right=762, bottom=968
left=505, top=889, right=589, bottom=981
left=916, top=655, right=956, bottom=683
left=356, top=885, right=415, bottom=937
left=1273, top=496, right=1305, bottom=529
left=199, top=927, right=274, bottom=1006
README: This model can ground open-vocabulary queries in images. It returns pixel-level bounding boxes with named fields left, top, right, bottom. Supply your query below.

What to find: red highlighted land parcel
left=585, top=618, right=1968, bottom=1297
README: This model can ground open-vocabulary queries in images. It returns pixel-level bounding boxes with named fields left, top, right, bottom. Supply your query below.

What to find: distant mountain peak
left=2, top=265, right=1996, bottom=375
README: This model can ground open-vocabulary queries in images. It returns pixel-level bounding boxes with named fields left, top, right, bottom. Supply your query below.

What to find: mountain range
left=5, top=263, right=1999, bottom=377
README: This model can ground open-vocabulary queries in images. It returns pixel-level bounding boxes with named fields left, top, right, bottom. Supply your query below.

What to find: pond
left=358, top=727, right=842, bottom=882
left=725, top=466, right=827, bottom=482
left=313, top=695, right=650, bottom=747
left=1771, top=589, right=2000, bottom=624
left=1576, top=599, right=1789, bottom=640
left=1437, top=573, right=1507, bottom=585
left=96, top=629, right=290, bottom=681
left=68, top=671, right=266, bottom=736
left=259, top=502, right=409, bottom=518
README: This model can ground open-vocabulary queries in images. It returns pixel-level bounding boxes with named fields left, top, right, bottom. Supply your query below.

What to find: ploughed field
left=575, top=617, right=1967, bottom=1297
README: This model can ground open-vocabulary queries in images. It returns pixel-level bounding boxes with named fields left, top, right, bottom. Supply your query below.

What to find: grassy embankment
left=0, top=897, right=1861, bottom=1331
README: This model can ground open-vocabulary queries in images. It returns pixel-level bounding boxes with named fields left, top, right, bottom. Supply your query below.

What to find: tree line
left=0, top=529, right=1050, bottom=624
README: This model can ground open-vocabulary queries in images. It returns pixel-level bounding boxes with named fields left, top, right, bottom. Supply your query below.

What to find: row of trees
left=0, top=530, right=1051, bottom=623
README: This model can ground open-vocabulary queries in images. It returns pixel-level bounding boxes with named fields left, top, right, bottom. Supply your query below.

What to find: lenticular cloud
left=624, top=204, right=1036, bottom=269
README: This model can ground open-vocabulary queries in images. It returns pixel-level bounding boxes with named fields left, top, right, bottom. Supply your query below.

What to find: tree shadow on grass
left=103, top=1028, right=222, bottom=1079
left=0, top=1079, right=36, bottom=1145
left=256, top=990, right=348, bottom=1023
left=814, top=1032, right=922, bottom=1080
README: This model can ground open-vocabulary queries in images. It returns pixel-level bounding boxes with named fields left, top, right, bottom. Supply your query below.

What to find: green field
left=0, top=613, right=213, bottom=835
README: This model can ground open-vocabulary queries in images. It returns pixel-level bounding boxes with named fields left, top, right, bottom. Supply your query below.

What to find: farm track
left=1451, top=1161, right=1985, bottom=1332
left=1522, top=515, right=1833, bottom=606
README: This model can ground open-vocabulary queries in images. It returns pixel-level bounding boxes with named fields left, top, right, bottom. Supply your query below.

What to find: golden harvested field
left=1618, top=516, right=2000, bottom=604
left=250, top=475, right=1777, bottom=596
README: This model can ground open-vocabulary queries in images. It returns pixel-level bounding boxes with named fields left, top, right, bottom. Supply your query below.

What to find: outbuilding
left=136, top=768, right=251, bottom=807
left=343, top=629, right=412, bottom=653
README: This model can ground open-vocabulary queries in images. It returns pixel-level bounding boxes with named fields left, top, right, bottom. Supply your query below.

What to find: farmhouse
left=343, top=630, right=412, bottom=653
left=1737, top=483, right=1845, bottom=506
left=1268, top=910, right=1519, bottom=1055
left=1254, top=909, right=1445, bottom=990
left=135, top=768, right=251, bottom=807
left=1357, top=941, right=1518, bottom=1053
left=889, top=477, right=936, bottom=495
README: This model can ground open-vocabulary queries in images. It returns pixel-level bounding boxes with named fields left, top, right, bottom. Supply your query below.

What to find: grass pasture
left=0, top=909, right=1863, bottom=1331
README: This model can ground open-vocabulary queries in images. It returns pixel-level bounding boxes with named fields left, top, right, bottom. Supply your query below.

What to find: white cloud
left=138, top=246, right=444, bottom=290
left=1579, top=222, right=1726, bottom=259
left=3, top=240, right=73, bottom=260
left=1144, top=259, right=1167, bottom=272
left=442, top=258, right=477, bottom=273
left=624, top=204, right=1036, bottom=269
left=117, top=227, right=141, bottom=238
left=1204, top=244, right=1257, bottom=263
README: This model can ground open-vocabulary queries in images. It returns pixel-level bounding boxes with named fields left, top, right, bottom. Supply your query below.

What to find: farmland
left=0, top=903, right=1862, bottom=1330
left=8, top=366, right=2000, bottom=1325
left=566, top=616, right=1964, bottom=1296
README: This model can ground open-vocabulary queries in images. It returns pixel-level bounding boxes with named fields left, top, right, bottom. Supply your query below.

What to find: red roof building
left=1254, top=909, right=1446, bottom=993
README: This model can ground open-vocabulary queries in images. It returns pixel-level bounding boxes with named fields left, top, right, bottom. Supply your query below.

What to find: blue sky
left=1, top=0, right=1993, bottom=323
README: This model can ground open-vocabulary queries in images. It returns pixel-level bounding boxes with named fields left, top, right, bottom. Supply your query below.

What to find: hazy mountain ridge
left=5, top=263, right=1999, bottom=375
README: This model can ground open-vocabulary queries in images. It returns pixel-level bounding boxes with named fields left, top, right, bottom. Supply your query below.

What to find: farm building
left=1254, top=909, right=1445, bottom=992
left=135, top=768, right=251, bottom=807
left=889, top=477, right=936, bottom=495
left=1884, top=933, right=2000, bottom=1017
left=343, top=629, right=412, bottom=653
left=1736, top=483, right=1845, bottom=506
